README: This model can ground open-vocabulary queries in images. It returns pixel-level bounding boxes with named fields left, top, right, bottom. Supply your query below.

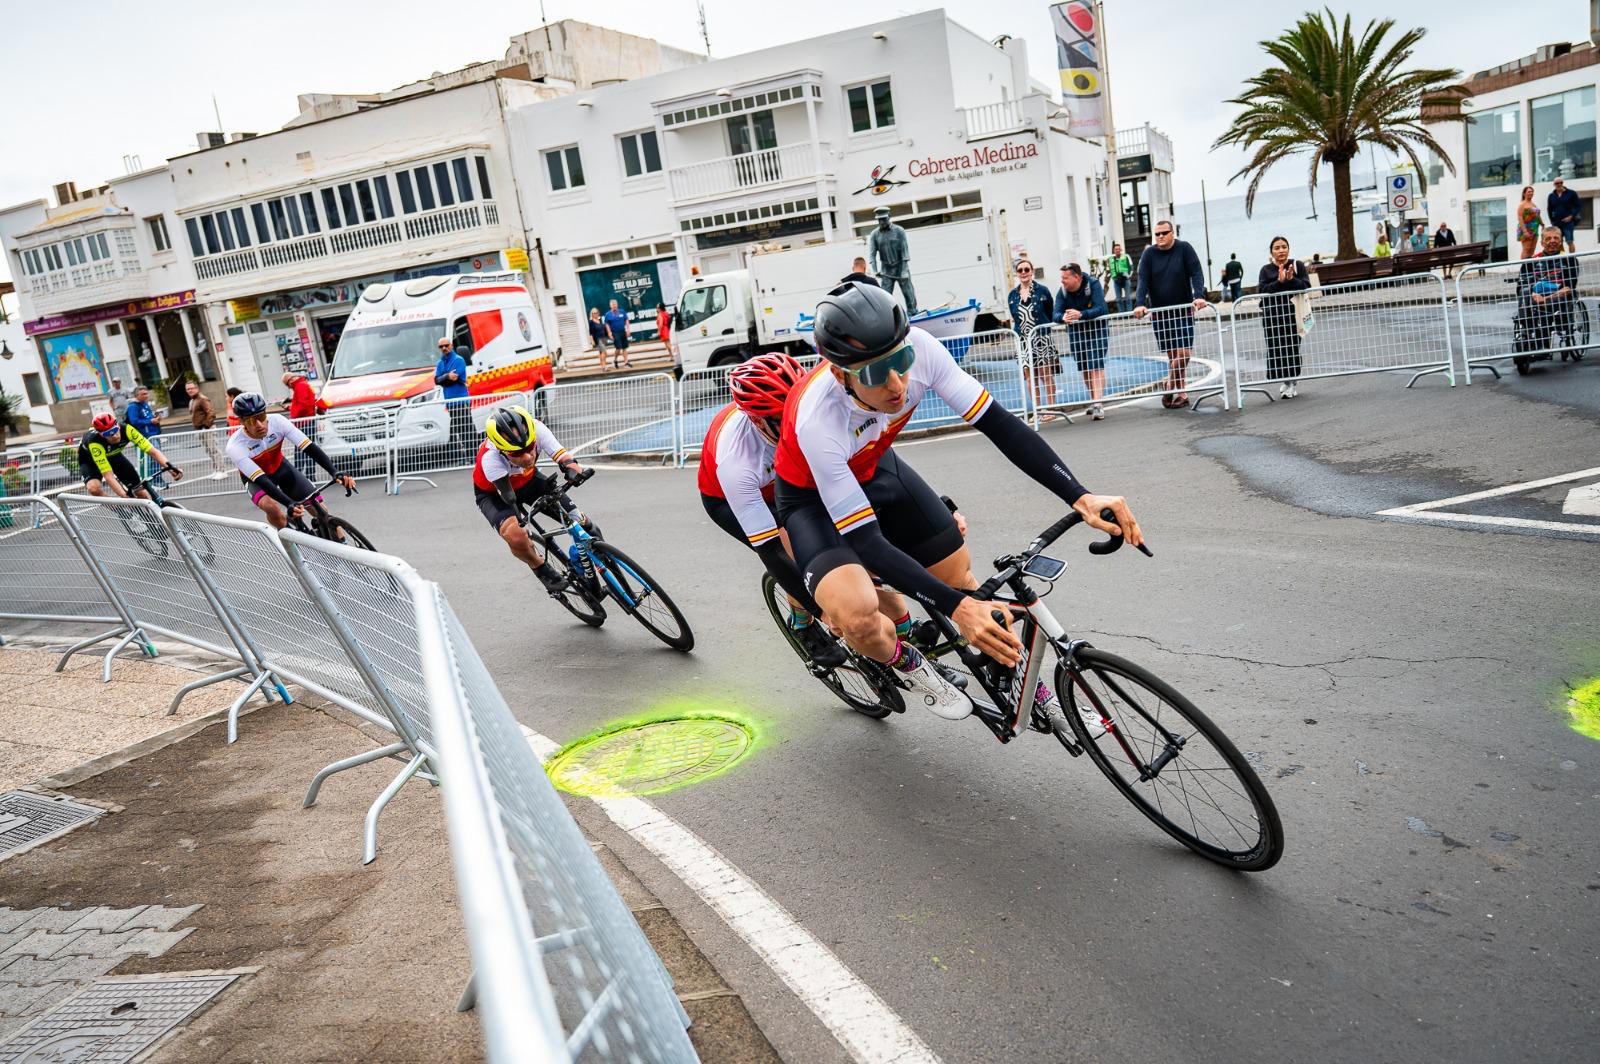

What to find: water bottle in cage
left=568, top=542, right=596, bottom=585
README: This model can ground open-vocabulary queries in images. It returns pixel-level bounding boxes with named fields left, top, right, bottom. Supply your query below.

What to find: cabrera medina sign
left=905, top=140, right=1039, bottom=184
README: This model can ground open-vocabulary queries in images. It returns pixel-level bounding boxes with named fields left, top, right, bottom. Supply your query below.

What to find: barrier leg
left=1406, top=363, right=1458, bottom=388
left=363, top=751, right=429, bottom=865
left=1467, top=361, right=1503, bottom=381
left=303, top=741, right=411, bottom=807
left=54, top=626, right=126, bottom=672
left=455, top=972, right=477, bottom=1013
left=100, top=627, right=156, bottom=683
left=167, top=664, right=249, bottom=716
left=226, top=669, right=284, bottom=743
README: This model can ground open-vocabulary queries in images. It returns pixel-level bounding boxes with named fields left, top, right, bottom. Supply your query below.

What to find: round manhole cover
left=547, top=716, right=755, bottom=797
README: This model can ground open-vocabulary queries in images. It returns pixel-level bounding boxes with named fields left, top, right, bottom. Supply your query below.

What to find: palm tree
left=1214, top=9, right=1470, bottom=260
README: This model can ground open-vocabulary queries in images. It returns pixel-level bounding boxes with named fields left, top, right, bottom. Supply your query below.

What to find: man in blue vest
left=435, top=336, right=472, bottom=462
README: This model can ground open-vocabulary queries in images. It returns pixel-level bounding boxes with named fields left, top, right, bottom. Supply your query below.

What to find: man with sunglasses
left=1133, top=220, right=1208, bottom=408
left=78, top=412, right=184, bottom=500
left=476, top=405, right=593, bottom=593
left=227, top=392, right=356, bottom=531
left=700, top=354, right=847, bottom=669
left=434, top=335, right=473, bottom=462
left=775, top=281, right=1143, bottom=720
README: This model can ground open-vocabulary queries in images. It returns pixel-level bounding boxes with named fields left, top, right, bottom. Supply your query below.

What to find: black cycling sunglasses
left=846, top=342, right=916, bottom=387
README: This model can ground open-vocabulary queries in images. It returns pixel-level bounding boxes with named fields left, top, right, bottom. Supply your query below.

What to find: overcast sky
left=0, top=0, right=1586, bottom=285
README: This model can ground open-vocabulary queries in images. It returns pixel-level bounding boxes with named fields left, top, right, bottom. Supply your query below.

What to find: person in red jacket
left=281, top=372, right=325, bottom=421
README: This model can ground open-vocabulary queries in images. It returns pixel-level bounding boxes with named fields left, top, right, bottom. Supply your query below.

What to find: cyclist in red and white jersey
left=474, top=405, right=593, bottom=593
left=699, top=354, right=846, bottom=668
left=774, top=281, right=1142, bottom=719
left=227, top=393, right=355, bottom=529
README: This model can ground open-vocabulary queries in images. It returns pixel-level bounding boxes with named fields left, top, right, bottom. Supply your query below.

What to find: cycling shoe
left=892, top=644, right=972, bottom=720
left=794, top=622, right=848, bottom=670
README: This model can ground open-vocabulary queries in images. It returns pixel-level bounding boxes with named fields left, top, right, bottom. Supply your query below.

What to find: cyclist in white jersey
left=226, top=393, right=354, bottom=529
left=774, top=281, right=1143, bottom=720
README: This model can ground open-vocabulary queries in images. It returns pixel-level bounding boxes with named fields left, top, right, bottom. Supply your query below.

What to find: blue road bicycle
left=521, top=469, right=694, bottom=652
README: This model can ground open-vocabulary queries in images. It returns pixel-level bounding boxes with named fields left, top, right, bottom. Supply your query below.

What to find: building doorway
left=153, top=311, right=195, bottom=411
left=315, top=312, right=349, bottom=368
left=122, top=319, right=162, bottom=389
left=727, top=110, right=778, bottom=186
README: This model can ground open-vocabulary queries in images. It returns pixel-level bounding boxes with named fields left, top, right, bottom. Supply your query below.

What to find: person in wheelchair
left=1513, top=228, right=1581, bottom=353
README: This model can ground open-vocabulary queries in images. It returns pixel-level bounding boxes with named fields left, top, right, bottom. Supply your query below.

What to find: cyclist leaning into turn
left=78, top=412, right=184, bottom=498
left=774, top=281, right=1144, bottom=719
left=699, top=354, right=847, bottom=669
left=227, top=392, right=356, bottom=530
left=474, top=405, right=594, bottom=593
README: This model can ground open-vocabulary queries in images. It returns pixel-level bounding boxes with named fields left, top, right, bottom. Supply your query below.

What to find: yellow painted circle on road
left=547, top=716, right=755, bottom=797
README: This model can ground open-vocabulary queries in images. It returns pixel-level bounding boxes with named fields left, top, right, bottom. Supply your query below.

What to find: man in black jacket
left=1133, top=221, right=1208, bottom=407
left=840, top=256, right=881, bottom=288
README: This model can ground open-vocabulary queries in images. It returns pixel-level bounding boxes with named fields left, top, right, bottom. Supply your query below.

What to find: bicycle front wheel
left=1055, top=646, right=1283, bottom=872
left=761, top=573, right=901, bottom=719
left=590, top=541, right=694, bottom=652
left=323, top=516, right=375, bottom=552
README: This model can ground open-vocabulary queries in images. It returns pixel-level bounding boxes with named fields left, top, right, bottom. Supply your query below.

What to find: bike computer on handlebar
left=1021, top=554, right=1067, bottom=581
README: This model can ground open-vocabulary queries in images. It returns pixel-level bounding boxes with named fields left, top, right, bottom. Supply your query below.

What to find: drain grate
left=547, top=716, right=755, bottom=797
left=0, top=792, right=103, bottom=859
left=0, top=972, right=238, bottom=1063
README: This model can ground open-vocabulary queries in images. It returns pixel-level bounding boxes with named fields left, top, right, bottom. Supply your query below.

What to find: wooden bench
left=1306, top=242, right=1491, bottom=286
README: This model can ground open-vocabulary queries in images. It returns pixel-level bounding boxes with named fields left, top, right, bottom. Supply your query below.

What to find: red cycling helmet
left=728, top=353, right=805, bottom=420
left=91, top=413, right=119, bottom=433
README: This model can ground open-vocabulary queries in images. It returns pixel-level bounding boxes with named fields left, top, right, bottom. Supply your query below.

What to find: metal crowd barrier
left=533, top=371, right=681, bottom=466
left=1025, top=301, right=1229, bottom=420
left=0, top=483, right=700, bottom=1059
left=1230, top=272, right=1455, bottom=404
left=1453, top=248, right=1600, bottom=381
left=909, top=328, right=1031, bottom=430
left=415, top=584, right=698, bottom=1063
left=388, top=392, right=528, bottom=491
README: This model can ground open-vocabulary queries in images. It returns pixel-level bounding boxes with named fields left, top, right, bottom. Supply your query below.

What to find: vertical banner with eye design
left=1051, top=1, right=1105, bottom=139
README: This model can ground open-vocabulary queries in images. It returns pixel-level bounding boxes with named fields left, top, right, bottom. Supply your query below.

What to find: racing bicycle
left=115, top=468, right=214, bottom=563
left=769, top=508, right=1284, bottom=871
left=286, top=476, right=375, bottom=550
left=522, top=469, right=694, bottom=652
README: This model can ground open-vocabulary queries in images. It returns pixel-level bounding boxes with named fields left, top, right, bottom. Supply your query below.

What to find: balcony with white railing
left=666, top=143, right=831, bottom=206
left=963, top=94, right=1050, bottom=142
left=22, top=258, right=150, bottom=318
left=188, top=199, right=506, bottom=292
left=1115, top=124, right=1174, bottom=172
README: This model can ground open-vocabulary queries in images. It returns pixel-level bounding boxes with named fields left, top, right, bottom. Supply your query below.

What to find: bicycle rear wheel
left=540, top=539, right=606, bottom=627
left=159, top=502, right=215, bottom=564
left=323, top=516, right=375, bottom=551
left=762, top=574, right=902, bottom=719
left=590, top=541, right=694, bottom=651
left=1054, top=646, right=1283, bottom=872
left=118, top=503, right=169, bottom=559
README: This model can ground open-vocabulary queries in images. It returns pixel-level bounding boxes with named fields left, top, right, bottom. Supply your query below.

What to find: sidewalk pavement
left=0, top=641, right=781, bottom=1062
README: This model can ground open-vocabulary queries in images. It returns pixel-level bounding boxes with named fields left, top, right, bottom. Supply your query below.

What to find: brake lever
left=1086, top=507, right=1154, bottom=557
left=564, top=467, right=595, bottom=490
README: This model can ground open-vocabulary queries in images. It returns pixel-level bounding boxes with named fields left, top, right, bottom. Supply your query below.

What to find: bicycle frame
left=525, top=482, right=649, bottom=610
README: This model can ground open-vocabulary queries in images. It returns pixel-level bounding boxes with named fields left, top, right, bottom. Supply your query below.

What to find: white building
left=168, top=22, right=702, bottom=395
left=505, top=10, right=1113, bottom=353
left=0, top=167, right=211, bottom=432
left=1425, top=31, right=1599, bottom=259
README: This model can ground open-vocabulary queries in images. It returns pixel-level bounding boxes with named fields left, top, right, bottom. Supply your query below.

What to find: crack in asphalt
left=1077, top=627, right=1514, bottom=676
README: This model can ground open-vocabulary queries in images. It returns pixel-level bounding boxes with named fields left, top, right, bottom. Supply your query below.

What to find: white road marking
left=520, top=725, right=941, bottom=1064
left=1376, top=466, right=1600, bottom=536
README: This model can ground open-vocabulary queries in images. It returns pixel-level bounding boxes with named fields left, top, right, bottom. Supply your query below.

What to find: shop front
left=575, top=257, right=683, bottom=342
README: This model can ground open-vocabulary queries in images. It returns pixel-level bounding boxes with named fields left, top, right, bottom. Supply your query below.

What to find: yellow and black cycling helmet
left=485, top=405, right=538, bottom=453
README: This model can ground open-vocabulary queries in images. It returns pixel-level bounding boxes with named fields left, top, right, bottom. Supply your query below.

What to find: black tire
left=323, top=516, right=375, bottom=551
left=1055, top=646, right=1283, bottom=872
left=761, top=573, right=904, bottom=719
left=1514, top=356, right=1531, bottom=375
left=540, top=538, right=607, bottom=627
left=589, top=541, right=694, bottom=651
left=119, top=505, right=169, bottom=559
left=1562, top=303, right=1590, bottom=358
left=159, top=501, right=215, bottom=564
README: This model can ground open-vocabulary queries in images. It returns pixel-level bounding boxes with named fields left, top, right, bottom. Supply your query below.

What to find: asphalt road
left=185, top=357, right=1600, bottom=1064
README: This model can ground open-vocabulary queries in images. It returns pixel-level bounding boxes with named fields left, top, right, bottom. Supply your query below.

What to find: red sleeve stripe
left=961, top=390, right=993, bottom=422
left=834, top=506, right=875, bottom=532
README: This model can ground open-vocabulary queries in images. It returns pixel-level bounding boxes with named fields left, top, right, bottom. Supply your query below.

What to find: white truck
left=672, top=215, right=1008, bottom=371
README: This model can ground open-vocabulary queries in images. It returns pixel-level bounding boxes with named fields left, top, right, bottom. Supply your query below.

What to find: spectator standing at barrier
left=842, top=256, right=880, bottom=287
left=282, top=371, right=324, bottom=474
left=107, top=377, right=130, bottom=420
left=656, top=302, right=672, bottom=347
left=1257, top=236, right=1312, bottom=400
left=435, top=336, right=472, bottom=463
left=126, top=386, right=161, bottom=438
left=1548, top=178, right=1581, bottom=254
left=1133, top=220, right=1208, bottom=409
left=185, top=380, right=227, bottom=474
left=588, top=308, right=611, bottom=370
left=604, top=300, right=633, bottom=370
left=1516, top=186, right=1543, bottom=259
left=225, top=388, right=243, bottom=433
left=1055, top=263, right=1110, bottom=421
left=1221, top=253, right=1244, bottom=303
left=1107, top=243, right=1133, bottom=307
left=1432, top=220, right=1457, bottom=278
left=1007, top=260, right=1056, bottom=413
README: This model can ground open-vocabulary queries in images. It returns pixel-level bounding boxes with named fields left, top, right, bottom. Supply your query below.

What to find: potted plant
left=0, top=385, right=26, bottom=454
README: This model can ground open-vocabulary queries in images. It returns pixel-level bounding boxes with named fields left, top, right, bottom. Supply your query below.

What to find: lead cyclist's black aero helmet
left=811, top=281, right=908, bottom=369
left=232, top=392, right=268, bottom=418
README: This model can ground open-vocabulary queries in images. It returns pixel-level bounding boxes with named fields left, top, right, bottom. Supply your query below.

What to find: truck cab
left=673, top=271, right=757, bottom=370
left=316, top=271, right=552, bottom=461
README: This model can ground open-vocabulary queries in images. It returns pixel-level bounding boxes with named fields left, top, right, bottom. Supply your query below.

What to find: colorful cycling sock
left=893, top=612, right=913, bottom=638
left=789, top=607, right=813, bottom=629
left=886, top=638, right=923, bottom=672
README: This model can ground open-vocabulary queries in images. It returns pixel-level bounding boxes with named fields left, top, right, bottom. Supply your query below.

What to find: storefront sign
left=23, top=289, right=196, bottom=337
left=37, top=328, right=110, bottom=400
left=578, top=260, right=670, bottom=338
left=229, top=297, right=261, bottom=322
left=905, top=141, right=1039, bottom=184
left=504, top=247, right=531, bottom=272
left=254, top=254, right=503, bottom=315
left=1117, top=153, right=1153, bottom=178
left=1024, top=196, right=1044, bottom=211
